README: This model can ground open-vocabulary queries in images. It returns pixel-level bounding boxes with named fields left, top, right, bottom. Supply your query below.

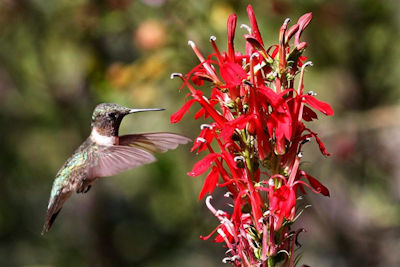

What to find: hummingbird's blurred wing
left=88, top=133, right=190, bottom=178
left=88, top=146, right=156, bottom=178
left=119, top=132, right=191, bottom=153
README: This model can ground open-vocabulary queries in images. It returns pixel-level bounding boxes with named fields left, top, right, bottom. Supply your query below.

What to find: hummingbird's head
left=91, top=103, right=164, bottom=136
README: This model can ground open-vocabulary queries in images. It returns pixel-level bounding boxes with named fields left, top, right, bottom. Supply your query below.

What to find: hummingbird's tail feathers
left=42, top=208, right=62, bottom=235
left=119, top=133, right=191, bottom=154
left=88, top=146, right=157, bottom=178
left=41, top=190, right=72, bottom=235
left=42, top=195, right=62, bottom=235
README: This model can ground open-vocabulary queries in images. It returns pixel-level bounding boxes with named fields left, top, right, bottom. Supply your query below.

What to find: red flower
left=171, top=5, right=333, bottom=266
left=198, top=166, right=220, bottom=200
left=299, top=170, right=330, bottom=197
left=227, top=14, right=237, bottom=62
left=303, top=93, right=334, bottom=116
left=191, top=124, right=216, bottom=154
left=220, top=114, right=255, bottom=142
left=270, top=184, right=296, bottom=229
left=220, top=62, right=248, bottom=88
left=187, top=153, right=221, bottom=177
left=295, top=13, right=313, bottom=46
left=246, top=5, right=264, bottom=47
left=170, top=99, right=196, bottom=123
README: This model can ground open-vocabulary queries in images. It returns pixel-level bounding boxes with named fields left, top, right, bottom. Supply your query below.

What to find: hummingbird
left=42, top=103, right=191, bottom=235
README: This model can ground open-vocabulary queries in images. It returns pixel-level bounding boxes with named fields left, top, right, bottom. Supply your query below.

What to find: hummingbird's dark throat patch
left=93, top=116, right=124, bottom=136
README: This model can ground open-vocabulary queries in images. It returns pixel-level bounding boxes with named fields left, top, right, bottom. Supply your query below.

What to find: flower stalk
left=171, top=5, right=333, bottom=266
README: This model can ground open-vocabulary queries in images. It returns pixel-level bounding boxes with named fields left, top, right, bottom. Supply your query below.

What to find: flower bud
left=247, top=120, right=256, bottom=135
left=296, top=41, right=307, bottom=51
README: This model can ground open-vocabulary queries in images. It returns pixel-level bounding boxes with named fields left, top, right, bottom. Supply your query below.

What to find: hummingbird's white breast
left=90, top=127, right=119, bottom=146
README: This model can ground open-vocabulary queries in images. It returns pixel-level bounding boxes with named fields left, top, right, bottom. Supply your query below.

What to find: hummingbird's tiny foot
left=83, top=185, right=92, bottom=193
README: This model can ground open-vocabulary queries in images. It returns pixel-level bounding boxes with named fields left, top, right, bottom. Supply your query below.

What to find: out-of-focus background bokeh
left=0, top=0, right=399, bottom=266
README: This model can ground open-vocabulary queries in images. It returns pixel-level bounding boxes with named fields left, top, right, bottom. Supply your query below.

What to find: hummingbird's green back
left=49, top=139, right=92, bottom=207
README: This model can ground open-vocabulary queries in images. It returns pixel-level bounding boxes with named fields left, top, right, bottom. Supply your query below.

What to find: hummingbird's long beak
left=128, top=108, right=165, bottom=114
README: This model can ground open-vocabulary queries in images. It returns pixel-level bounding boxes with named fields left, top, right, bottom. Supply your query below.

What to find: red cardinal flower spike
left=171, top=5, right=333, bottom=266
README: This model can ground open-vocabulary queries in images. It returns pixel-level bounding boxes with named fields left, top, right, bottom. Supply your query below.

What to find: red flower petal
left=274, top=136, right=286, bottom=155
left=303, top=95, right=334, bottom=116
left=247, top=119, right=256, bottom=135
left=298, top=13, right=312, bottom=31
left=270, top=45, right=279, bottom=58
left=191, top=126, right=215, bottom=153
left=232, top=193, right=243, bottom=225
left=220, top=62, right=247, bottom=87
left=300, top=171, right=330, bottom=197
left=295, top=12, right=312, bottom=46
left=245, top=35, right=265, bottom=52
left=314, top=134, right=330, bottom=156
left=191, top=72, right=213, bottom=86
left=220, top=114, right=253, bottom=142
left=286, top=24, right=299, bottom=41
left=214, top=225, right=233, bottom=243
left=188, top=153, right=220, bottom=177
left=302, top=106, right=318, bottom=121
left=275, top=111, right=292, bottom=140
left=270, top=185, right=296, bottom=229
left=198, top=166, right=220, bottom=200
left=194, top=107, right=205, bottom=120
left=246, top=4, right=264, bottom=46
left=191, top=132, right=205, bottom=153
left=227, top=14, right=237, bottom=62
left=170, top=99, right=196, bottom=123
left=258, top=86, right=280, bottom=106
left=200, top=225, right=219, bottom=241
left=286, top=187, right=297, bottom=220
left=304, top=128, right=331, bottom=156
left=254, top=116, right=270, bottom=160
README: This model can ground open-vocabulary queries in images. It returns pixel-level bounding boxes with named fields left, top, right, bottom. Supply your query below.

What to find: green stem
left=273, top=154, right=282, bottom=188
left=240, top=131, right=254, bottom=177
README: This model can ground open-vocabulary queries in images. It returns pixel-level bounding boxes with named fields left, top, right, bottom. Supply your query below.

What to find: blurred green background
left=0, top=0, right=399, bottom=266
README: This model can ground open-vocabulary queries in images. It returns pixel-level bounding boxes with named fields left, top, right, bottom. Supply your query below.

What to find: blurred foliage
left=0, top=0, right=399, bottom=266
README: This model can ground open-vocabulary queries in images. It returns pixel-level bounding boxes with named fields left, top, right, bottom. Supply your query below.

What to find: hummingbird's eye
left=108, top=112, right=117, bottom=119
